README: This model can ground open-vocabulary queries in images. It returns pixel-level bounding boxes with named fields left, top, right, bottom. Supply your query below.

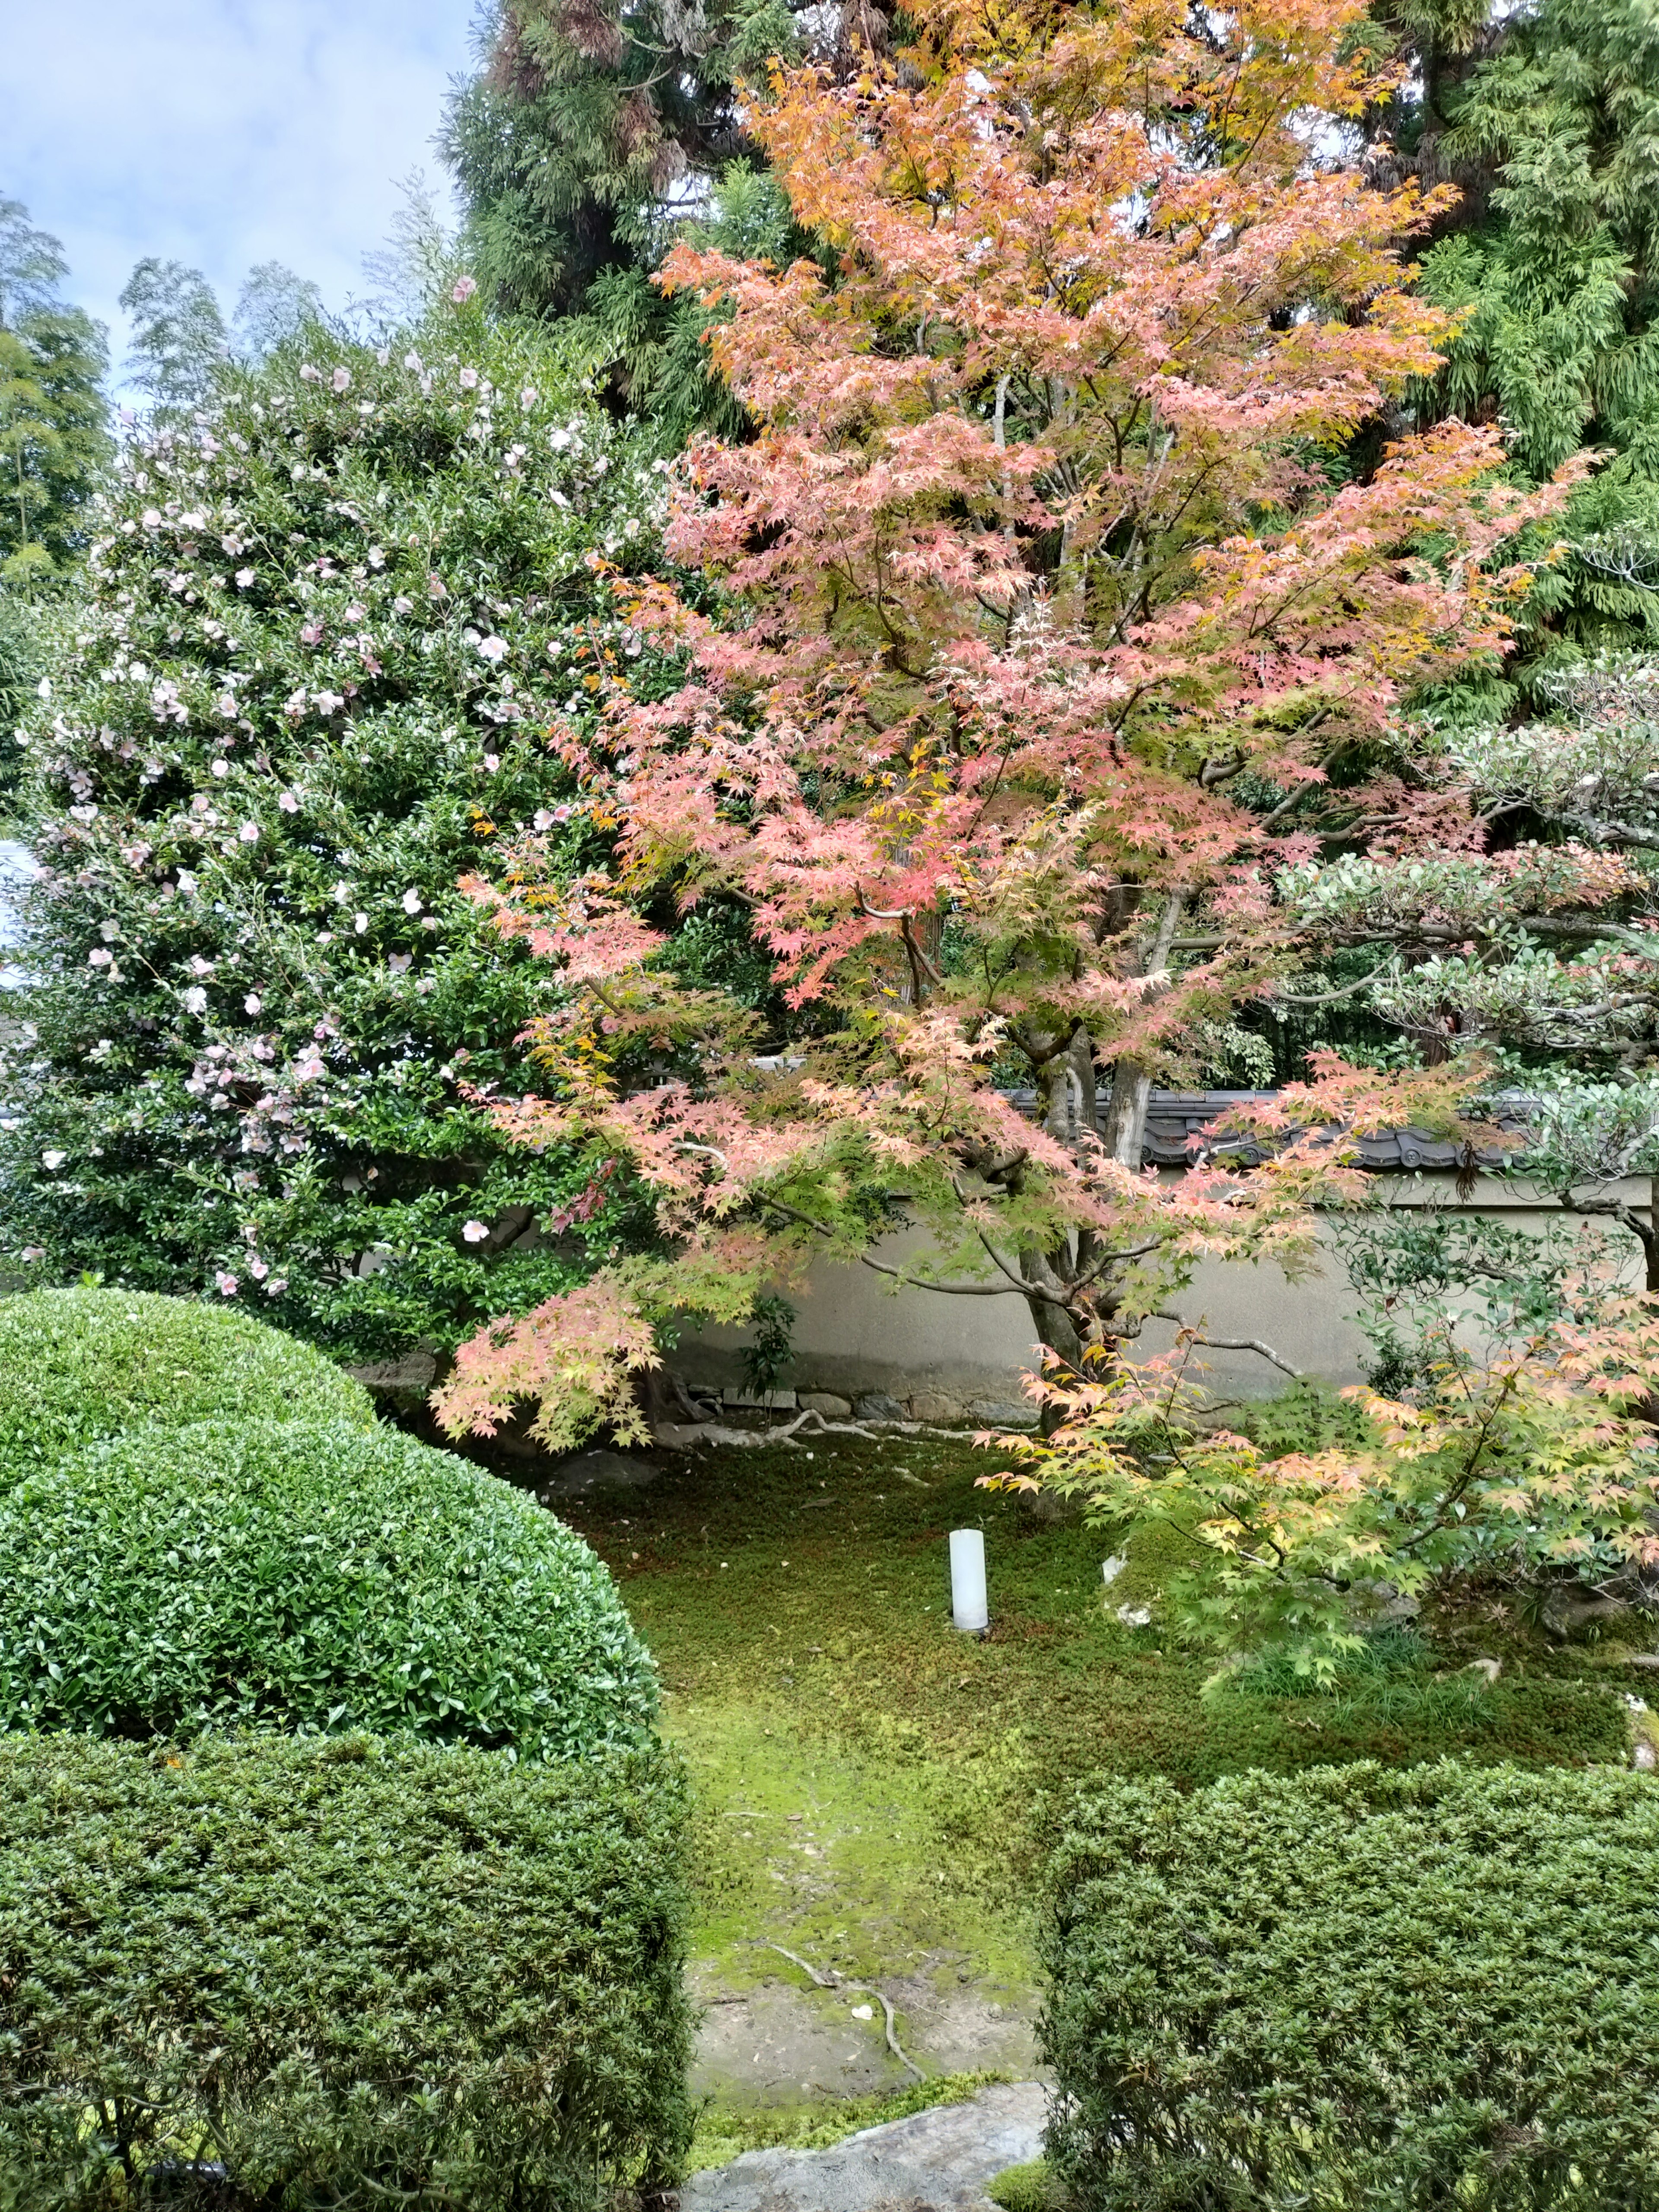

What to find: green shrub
left=1040, top=1761, right=1659, bottom=2210
left=0, top=1732, right=692, bottom=2209
left=0, top=1285, right=371, bottom=1474
left=1, top=309, right=677, bottom=1364
left=0, top=1416, right=656, bottom=1757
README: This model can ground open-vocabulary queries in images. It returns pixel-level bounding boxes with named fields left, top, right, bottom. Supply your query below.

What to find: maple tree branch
left=1152, top=1316, right=1303, bottom=1379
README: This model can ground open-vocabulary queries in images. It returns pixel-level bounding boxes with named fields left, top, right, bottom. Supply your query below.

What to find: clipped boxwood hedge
left=1041, top=1761, right=1659, bottom=2210
left=0, top=1732, right=692, bottom=2210
left=0, top=1416, right=656, bottom=1758
left=0, top=1286, right=371, bottom=1472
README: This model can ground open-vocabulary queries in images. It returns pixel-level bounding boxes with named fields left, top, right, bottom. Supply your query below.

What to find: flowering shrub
left=1, top=304, right=676, bottom=1359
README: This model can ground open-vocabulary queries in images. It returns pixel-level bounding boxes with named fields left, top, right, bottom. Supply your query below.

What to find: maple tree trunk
left=1100, top=893, right=1184, bottom=1168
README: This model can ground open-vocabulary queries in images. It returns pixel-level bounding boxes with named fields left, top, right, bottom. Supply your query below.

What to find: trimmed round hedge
left=0, top=1286, right=372, bottom=1472
left=0, top=1417, right=657, bottom=1759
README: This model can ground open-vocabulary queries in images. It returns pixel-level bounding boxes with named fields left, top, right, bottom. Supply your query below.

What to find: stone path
left=682, top=2081, right=1046, bottom=2212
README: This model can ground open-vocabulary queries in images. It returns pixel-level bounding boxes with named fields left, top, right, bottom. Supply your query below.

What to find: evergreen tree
left=232, top=261, right=324, bottom=363
left=119, top=258, right=228, bottom=419
left=0, top=200, right=109, bottom=589
left=442, top=0, right=803, bottom=325
left=1408, top=0, right=1659, bottom=683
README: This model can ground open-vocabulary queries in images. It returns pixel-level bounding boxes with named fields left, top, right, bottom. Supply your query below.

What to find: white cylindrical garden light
left=949, top=1528, right=988, bottom=1633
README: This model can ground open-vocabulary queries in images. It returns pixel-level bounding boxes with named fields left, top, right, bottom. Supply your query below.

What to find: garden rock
left=908, top=1393, right=964, bottom=1425
left=853, top=1395, right=909, bottom=1424
left=801, top=1393, right=854, bottom=1419
left=543, top=1450, right=664, bottom=1499
left=682, top=2081, right=1046, bottom=2212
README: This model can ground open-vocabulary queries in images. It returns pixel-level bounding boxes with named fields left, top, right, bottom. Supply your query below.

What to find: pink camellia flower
left=300, top=622, right=324, bottom=645
left=483, top=753, right=500, bottom=773
left=367, top=545, right=386, bottom=569
left=451, top=276, right=478, bottom=303
left=393, top=594, right=413, bottom=615
left=462, top=1219, right=489, bottom=1243
left=238, top=822, right=260, bottom=844
left=299, top=364, right=321, bottom=382
left=344, top=601, right=367, bottom=624
left=520, top=387, right=538, bottom=407
left=249, top=1257, right=269, bottom=1280
left=278, top=789, right=300, bottom=813
left=477, top=635, right=508, bottom=663
left=264, top=1276, right=288, bottom=1297
left=141, top=508, right=161, bottom=529
left=403, top=350, right=422, bottom=372
left=312, top=690, right=344, bottom=715
left=244, top=994, right=262, bottom=1015
left=235, top=567, right=255, bottom=589
left=214, top=1271, right=239, bottom=1296
left=211, top=758, right=230, bottom=779
left=87, top=947, right=112, bottom=968
left=427, top=574, right=447, bottom=600
left=388, top=952, right=412, bottom=974
left=188, top=956, right=214, bottom=977
left=458, top=367, right=479, bottom=391
left=19, top=1247, right=44, bottom=1262
left=533, top=808, right=553, bottom=830
left=331, top=365, right=352, bottom=393
left=217, top=693, right=237, bottom=717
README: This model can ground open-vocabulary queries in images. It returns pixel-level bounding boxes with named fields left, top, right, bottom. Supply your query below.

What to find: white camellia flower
left=238, top=822, right=260, bottom=844
left=478, top=635, right=509, bottom=662
left=402, top=888, right=423, bottom=913
left=462, top=1219, right=489, bottom=1243
left=41, top=1151, right=66, bottom=1171
left=245, top=994, right=262, bottom=1015
left=87, top=947, right=112, bottom=968
left=235, top=567, right=255, bottom=588
left=211, top=759, right=230, bottom=778
left=353, top=911, right=369, bottom=934
left=183, top=986, right=208, bottom=1014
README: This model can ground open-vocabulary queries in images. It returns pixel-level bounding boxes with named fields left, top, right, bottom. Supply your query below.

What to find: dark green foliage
left=443, top=0, right=800, bottom=326
left=1410, top=0, right=1659, bottom=680
left=0, top=1414, right=657, bottom=1757
left=0, top=1285, right=371, bottom=1474
left=0, top=1732, right=693, bottom=2209
left=2, top=311, right=670, bottom=1361
left=1040, top=1761, right=1659, bottom=2209
left=0, top=198, right=110, bottom=592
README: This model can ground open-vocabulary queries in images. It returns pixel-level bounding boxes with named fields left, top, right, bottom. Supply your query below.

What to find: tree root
left=653, top=1408, right=977, bottom=1450
left=758, top=1941, right=925, bottom=2079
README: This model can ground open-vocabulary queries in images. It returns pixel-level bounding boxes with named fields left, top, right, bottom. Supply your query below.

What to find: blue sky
left=2, top=0, right=479, bottom=383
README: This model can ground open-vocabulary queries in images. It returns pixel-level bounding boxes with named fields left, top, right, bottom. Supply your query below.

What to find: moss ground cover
left=540, top=1421, right=1634, bottom=2146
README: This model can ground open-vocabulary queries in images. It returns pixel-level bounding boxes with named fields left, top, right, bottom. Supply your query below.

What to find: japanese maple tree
left=436, top=0, right=1575, bottom=1450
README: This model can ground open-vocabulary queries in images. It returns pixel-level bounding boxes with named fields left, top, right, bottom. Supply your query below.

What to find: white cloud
left=1, top=0, right=477, bottom=381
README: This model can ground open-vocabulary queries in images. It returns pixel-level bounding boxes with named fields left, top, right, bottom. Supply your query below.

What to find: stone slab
left=683, top=2081, right=1047, bottom=2212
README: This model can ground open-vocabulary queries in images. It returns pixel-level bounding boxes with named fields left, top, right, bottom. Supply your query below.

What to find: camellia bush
left=0, top=1284, right=371, bottom=1474
left=0, top=1412, right=658, bottom=1757
left=0, top=296, right=677, bottom=1362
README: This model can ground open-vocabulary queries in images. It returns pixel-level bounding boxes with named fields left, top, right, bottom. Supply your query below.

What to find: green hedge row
left=0, top=1733, right=693, bottom=2210
left=1040, top=1761, right=1659, bottom=2210
left=0, top=1412, right=658, bottom=1759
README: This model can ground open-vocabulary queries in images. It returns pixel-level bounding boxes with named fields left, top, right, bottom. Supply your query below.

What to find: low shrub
left=0, top=1416, right=656, bottom=1757
left=0, top=1285, right=370, bottom=1473
left=1041, top=1761, right=1659, bottom=2210
left=0, top=1732, right=692, bottom=2209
